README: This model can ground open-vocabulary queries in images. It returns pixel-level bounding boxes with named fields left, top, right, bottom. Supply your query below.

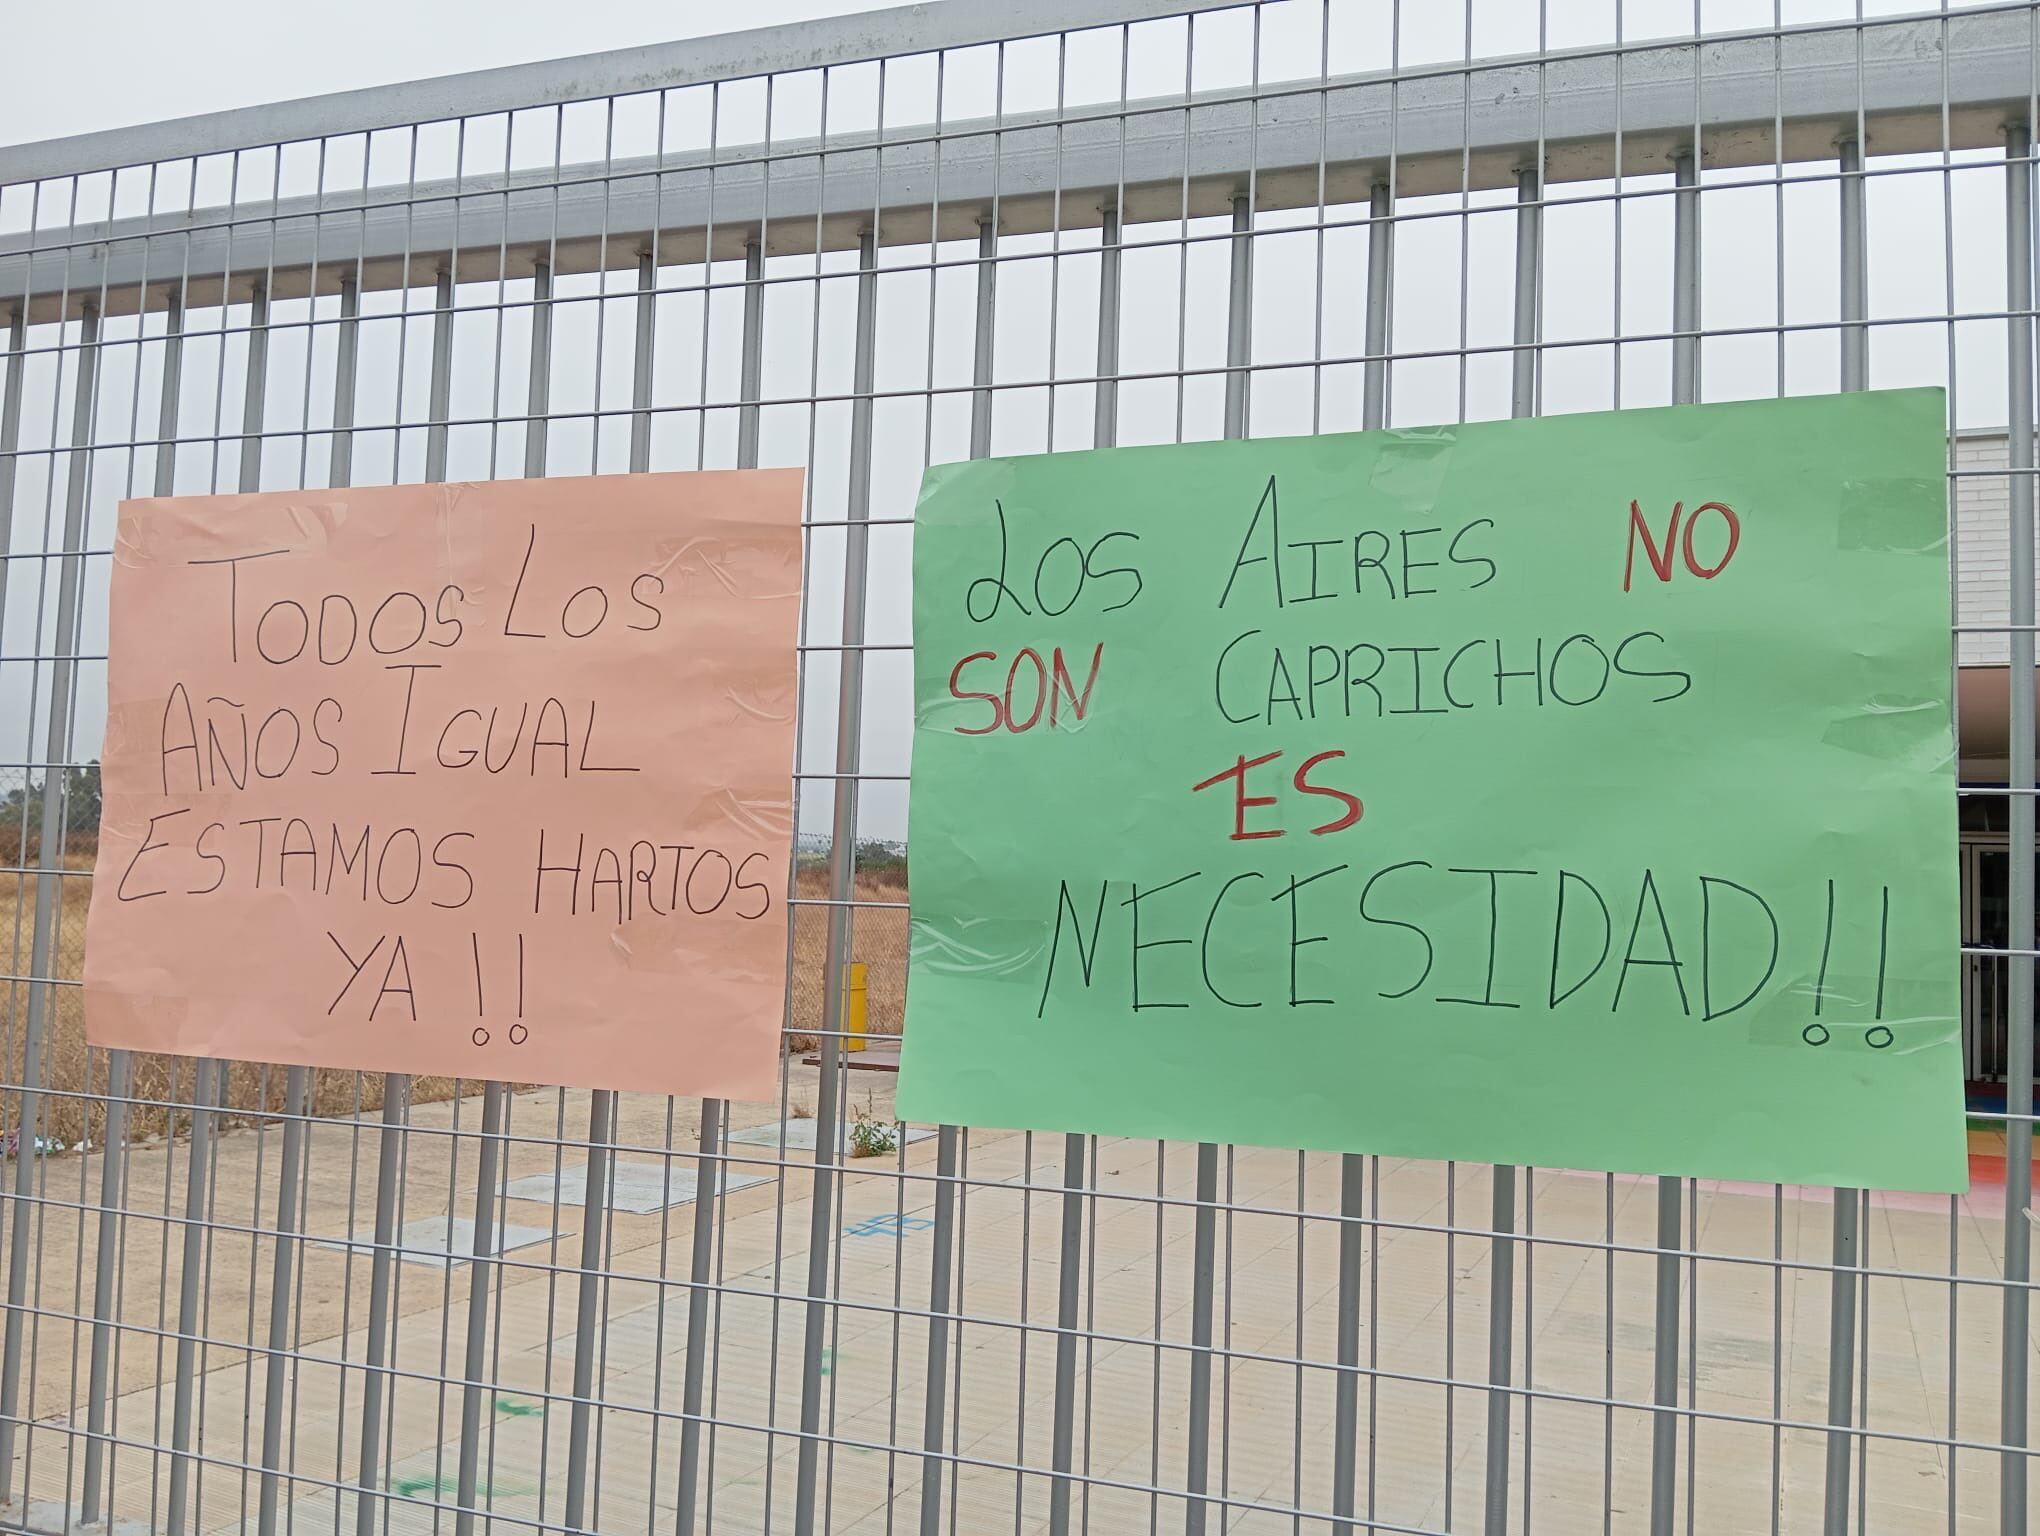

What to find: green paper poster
left=896, top=390, right=1967, bottom=1193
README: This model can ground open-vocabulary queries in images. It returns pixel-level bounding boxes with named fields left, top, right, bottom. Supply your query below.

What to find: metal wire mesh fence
left=0, top=1, right=2034, bottom=1532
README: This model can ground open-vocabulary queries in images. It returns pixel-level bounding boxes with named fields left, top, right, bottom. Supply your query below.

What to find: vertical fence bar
left=792, top=224, right=877, bottom=1536
left=452, top=1083, right=506, bottom=1536
left=1221, top=193, right=1251, bottom=439
left=559, top=1015, right=619, bottom=1527
left=1822, top=1191, right=1862, bottom=1536
left=1048, top=199, right=1123, bottom=1536
left=1650, top=146, right=1700, bottom=1536
left=630, top=249, right=656, bottom=469
left=915, top=1120, right=959, bottom=1536
left=0, top=299, right=22, bottom=750
left=0, top=303, right=21, bottom=523
left=452, top=245, right=528, bottom=1530
left=1839, top=138, right=1868, bottom=394
left=1095, top=204, right=1119, bottom=448
left=676, top=233, right=760, bottom=1536
left=351, top=1075, right=410, bottom=1536
left=916, top=213, right=997, bottom=1536
left=164, top=1058, right=217, bottom=1536
left=526, top=258, right=552, bottom=478
left=51, top=296, right=106, bottom=1536
left=239, top=281, right=269, bottom=492
left=970, top=215, right=995, bottom=460
left=76, top=1052, right=127, bottom=1529
left=1361, top=181, right=1389, bottom=433
left=737, top=237, right=764, bottom=467
left=332, top=254, right=408, bottom=1533
left=159, top=294, right=185, bottom=498
left=0, top=295, right=102, bottom=1513
left=245, top=272, right=306, bottom=1532
left=82, top=281, right=183, bottom=1517
left=1185, top=1145, right=1219, bottom=1536
left=426, top=263, right=453, bottom=484
left=1511, top=164, right=1541, bottom=413
left=1183, top=190, right=1253, bottom=1536
left=1822, top=132, right=1868, bottom=1536
left=1047, top=1130, right=1085, bottom=1536
left=200, top=282, right=259, bottom=1536
left=1331, top=177, right=1392, bottom=1536
left=2002, top=118, right=2035, bottom=1536
left=355, top=259, right=454, bottom=1536
left=1482, top=1163, right=1518, bottom=1516
left=330, top=277, right=358, bottom=488
left=1671, top=151, right=1699, bottom=404
left=1484, top=160, right=1543, bottom=1536
left=561, top=240, right=658, bottom=1536
left=1331, top=1149, right=1364, bottom=1536
left=672, top=1091, right=721, bottom=1536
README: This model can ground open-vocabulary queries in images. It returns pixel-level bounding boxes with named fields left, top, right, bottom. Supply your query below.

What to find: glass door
left=1960, top=843, right=2040, bottom=1087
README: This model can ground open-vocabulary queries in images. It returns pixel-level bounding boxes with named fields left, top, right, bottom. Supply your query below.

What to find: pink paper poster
left=84, top=470, right=804, bottom=1100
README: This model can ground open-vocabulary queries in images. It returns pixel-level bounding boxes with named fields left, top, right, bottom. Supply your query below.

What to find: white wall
left=1953, top=429, right=2037, bottom=668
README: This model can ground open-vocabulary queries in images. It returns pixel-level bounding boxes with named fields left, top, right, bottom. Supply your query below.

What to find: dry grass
left=0, top=874, right=449, bottom=1149
left=0, top=845, right=909, bottom=1149
left=788, top=861, right=909, bottom=1053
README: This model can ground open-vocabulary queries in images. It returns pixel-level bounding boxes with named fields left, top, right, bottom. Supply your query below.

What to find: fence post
left=2000, top=118, right=2035, bottom=1536
left=1648, top=145, right=1702, bottom=1536
left=162, top=1058, right=220, bottom=1536
left=452, top=1082, right=506, bottom=1536
left=561, top=245, right=658, bottom=1536
left=425, top=264, right=453, bottom=484
left=0, top=294, right=101, bottom=1513
left=452, top=247, right=526, bottom=1536
left=560, top=1085, right=615, bottom=1534
left=1046, top=201, right=1122, bottom=1536
left=79, top=283, right=180, bottom=1524
left=1821, top=133, right=1870, bottom=1536
left=915, top=1123, right=960, bottom=1536
left=353, top=256, right=453, bottom=1536
left=0, top=301, right=22, bottom=531
left=791, top=224, right=878, bottom=1536
left=77, top=1050, right=129, bottom=1528
left=351, top=1076, right=410, bottom=1536
left=916, top=212, right=997, bottom=1536
left=1047, top=1132, right=1086, bottom=1536
left=330, top=276, right=358, bottom=487
left=1183, top=191, right=1256, bottom=1536
left=525, top=258, right=552, bottom=479
left=676, top=232, right=764, bottom=1535
left=1332, top=178, right=1391, bottom=1536
left=240, top=280, right=269, bottom=492
left=1480, top=161, right=1544, bottom=1536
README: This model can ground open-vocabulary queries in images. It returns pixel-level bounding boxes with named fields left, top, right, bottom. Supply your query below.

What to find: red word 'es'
left=1190, top=748, right=1364, bottom=840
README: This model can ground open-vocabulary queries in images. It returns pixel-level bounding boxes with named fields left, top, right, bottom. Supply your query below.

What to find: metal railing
left=0, top=2, right=2033, bottom=1534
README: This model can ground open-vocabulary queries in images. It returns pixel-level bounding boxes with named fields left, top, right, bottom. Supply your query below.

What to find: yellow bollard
left=845, top=961, right=868, bottom=1052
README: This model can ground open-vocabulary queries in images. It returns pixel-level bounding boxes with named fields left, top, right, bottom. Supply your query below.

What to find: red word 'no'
left=1623, top=499, right=1741, bottom=592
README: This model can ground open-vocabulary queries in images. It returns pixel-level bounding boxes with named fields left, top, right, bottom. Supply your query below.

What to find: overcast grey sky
left=0, top=0, right=865, bottom=149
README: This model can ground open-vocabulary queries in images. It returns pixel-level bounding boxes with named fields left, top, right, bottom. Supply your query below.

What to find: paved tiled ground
left=0, top=1078, right=2032, bottom=1534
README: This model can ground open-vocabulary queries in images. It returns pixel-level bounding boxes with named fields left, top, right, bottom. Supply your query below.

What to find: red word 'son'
left=947, top=643, right=1105, bottom=734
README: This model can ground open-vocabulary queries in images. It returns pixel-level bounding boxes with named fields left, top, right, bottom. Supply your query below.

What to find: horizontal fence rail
left=0, top=9, right=2035, bottom=319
